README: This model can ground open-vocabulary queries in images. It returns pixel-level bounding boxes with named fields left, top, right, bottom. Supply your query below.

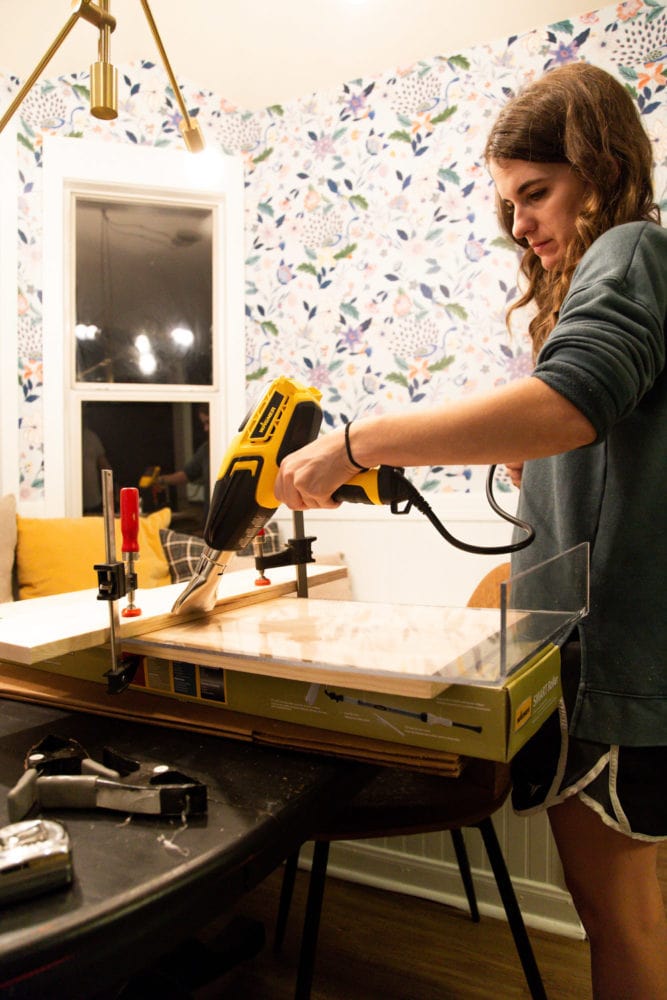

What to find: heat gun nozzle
left=170, top=547, right=234, bottom=615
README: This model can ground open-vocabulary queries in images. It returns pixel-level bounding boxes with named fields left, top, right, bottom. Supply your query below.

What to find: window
left=74, top=198, right=213, bottom=386
left=42, top=136, right=244, bottom=518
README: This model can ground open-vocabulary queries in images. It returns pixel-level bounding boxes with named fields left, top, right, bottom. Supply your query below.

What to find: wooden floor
left=134, top=843, right=666, bottom=999
left=192, top=865, right=593, bottom=1000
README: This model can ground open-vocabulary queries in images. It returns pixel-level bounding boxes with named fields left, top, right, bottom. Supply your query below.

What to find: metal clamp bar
left=101, top=468, right=120, bottom=675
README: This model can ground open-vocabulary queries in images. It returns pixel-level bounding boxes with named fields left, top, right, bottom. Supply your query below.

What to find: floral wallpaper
left=4, top=1, right=667, bottom=502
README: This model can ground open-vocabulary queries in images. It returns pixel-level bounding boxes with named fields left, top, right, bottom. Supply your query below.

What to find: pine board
left=0, top=564, right=347, bottom=666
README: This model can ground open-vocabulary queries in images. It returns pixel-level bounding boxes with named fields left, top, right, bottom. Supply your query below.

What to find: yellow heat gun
left=171, top=375, right=534, bottom=615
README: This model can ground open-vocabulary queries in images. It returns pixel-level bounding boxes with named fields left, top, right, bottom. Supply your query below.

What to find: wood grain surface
left=0, top=564, right=347, bottom=665
left=123, top=598, right=508, bottom=697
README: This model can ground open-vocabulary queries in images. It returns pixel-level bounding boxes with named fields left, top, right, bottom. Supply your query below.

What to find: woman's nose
left=512, top=205, right=534, bottom=241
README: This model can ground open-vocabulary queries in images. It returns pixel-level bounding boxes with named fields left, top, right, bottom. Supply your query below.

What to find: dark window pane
left=75, top=199, right=213, bottom=385
left=82, top=401, right=210, bottom=535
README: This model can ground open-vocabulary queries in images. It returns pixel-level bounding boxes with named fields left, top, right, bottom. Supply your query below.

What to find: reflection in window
left=81, top=424, right=112, bottom=515
left=82, top=401, right=210, bottom=535
left=75, top=199, right=213, bottom=385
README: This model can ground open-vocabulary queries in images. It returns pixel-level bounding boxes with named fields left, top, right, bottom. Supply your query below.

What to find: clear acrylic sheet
left=126, top=543, right=589, bottom=695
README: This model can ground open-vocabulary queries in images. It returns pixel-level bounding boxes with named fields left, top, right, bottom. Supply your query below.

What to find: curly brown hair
left=484, top=62, right=660, bottom=355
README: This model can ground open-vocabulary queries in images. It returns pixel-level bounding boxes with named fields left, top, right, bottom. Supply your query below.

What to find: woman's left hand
left=504, top=461, right=524, bottom=488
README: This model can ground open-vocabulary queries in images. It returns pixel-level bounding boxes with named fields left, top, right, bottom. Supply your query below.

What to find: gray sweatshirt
left=512, top=221, right=667, bottom=746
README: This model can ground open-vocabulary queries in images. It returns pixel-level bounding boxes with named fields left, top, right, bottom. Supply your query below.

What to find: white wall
left=275, top=492, right=517, bottom=606
left=0, top=0, right=598, bottom=109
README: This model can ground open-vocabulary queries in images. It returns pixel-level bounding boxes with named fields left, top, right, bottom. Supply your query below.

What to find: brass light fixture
left=0, top=0, right=204, bottom=152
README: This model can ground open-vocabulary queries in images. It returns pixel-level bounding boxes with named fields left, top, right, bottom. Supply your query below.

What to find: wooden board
left=123, top=597, right=507, bottom=698
left=0, top=564, right=347, bottom=666
left=0, top=662, right=465, bottom=778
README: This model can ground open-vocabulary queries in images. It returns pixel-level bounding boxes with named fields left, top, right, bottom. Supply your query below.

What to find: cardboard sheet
left=0, top=661, right=465, bottom=777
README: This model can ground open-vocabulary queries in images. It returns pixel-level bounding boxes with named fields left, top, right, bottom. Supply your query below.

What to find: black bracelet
left=344, top=420, right=369, bottom=472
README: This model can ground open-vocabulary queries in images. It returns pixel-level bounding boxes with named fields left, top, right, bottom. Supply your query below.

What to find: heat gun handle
left=332, top=466, right=413, bottom=505
left=204, top=385, right=324, bottom=552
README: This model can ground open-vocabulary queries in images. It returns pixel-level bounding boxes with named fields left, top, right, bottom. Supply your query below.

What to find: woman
left=275, top=62, right=667, bottom=998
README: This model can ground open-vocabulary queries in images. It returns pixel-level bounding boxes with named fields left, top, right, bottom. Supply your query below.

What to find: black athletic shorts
left=511, top=641, right=667, bottom=841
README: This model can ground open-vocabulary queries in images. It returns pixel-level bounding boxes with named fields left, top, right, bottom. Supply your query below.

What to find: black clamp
left=94, top=560, right=127, bottom=602
left=104, top=654, right=142, bottom=695
left=254, top=536, right=317, bottom=574
left=93, top=562, right=141, bottom=693
left=7, top=735, right=208, bottom=822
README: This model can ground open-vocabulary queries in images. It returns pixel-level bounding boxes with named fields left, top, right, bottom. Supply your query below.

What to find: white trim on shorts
left=514, top=700, right=666, bottom=843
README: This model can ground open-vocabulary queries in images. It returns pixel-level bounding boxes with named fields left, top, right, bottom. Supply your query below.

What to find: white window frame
left=42, top=136, right=244, bottom=517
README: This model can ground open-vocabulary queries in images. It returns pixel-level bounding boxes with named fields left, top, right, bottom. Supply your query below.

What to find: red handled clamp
left=120, top=487, right=141, bottom=617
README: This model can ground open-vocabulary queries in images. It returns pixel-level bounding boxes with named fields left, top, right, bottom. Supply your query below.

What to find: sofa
left=0, top=494, right=287, bottom=603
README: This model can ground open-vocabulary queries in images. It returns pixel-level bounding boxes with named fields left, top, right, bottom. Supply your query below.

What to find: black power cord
left=390, top=464, right=535, bottom=556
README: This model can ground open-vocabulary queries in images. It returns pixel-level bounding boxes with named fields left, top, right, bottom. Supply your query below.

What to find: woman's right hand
left=275, top=429, right=357, bottom=510
left=504, top=461, right=524, bottom=488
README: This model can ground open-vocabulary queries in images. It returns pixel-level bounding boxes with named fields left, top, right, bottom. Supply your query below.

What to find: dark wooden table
left=0, top=697, right=373, bottom=998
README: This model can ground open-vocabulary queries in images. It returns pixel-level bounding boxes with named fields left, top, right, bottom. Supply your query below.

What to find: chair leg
left=294, top=840, right=330, bottom=1000
left=275, top=850, right=301, bottom=952
left=450, top=828, right=480, bottom=922
left=477, top=818, right=547, bottom=1000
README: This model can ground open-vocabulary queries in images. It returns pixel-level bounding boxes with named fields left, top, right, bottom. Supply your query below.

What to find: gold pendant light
left=0, top=0, right=204, bottom=152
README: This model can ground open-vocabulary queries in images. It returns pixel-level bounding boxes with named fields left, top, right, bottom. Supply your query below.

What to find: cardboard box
left=231, top=647, right=561, bottom=762
left=130, top=642, right=561, bottom=762
left=22, top=636, right=559, bottom=763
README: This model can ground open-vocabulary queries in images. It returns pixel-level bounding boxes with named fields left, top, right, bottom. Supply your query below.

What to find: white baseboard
left=299, top=840, right=585, bottom=941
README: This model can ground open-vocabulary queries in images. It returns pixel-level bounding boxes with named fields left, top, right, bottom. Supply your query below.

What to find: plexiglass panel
left=500, top=541, right=589, bottom=679
left=124, top=543, right=590, bottom=694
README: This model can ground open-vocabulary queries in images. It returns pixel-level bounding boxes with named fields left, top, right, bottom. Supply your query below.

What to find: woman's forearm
left=350, top=377, right=596, bottom=469
left=275, top=376, right=596, bottom=509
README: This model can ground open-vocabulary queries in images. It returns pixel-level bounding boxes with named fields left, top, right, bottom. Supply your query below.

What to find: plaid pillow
left=159, top=528, right=207, bottom=583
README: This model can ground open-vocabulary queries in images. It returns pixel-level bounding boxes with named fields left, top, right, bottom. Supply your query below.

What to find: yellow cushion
left=16, top=507, right=172, bottom=600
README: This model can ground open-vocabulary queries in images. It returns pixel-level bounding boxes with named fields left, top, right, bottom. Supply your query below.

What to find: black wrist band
left=344, top=420, right=369, bottom=472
